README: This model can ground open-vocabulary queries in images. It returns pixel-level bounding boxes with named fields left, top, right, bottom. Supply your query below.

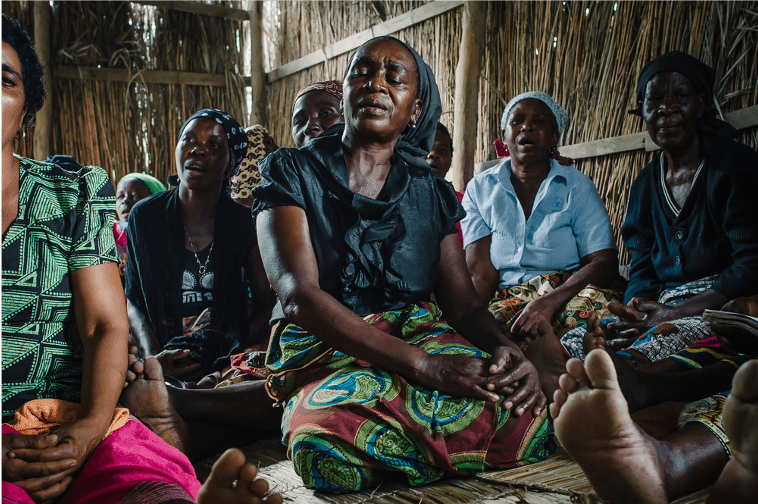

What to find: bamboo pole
left=249, top=0, right=267, bottom=125
left=33, top=1, right=52, bottom=160
left=451, top=0, right=485, bottom=192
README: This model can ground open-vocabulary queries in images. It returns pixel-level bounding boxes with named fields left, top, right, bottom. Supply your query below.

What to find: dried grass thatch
left=8, top=0, right=247, bottom=188
left=266, top=0, right=758, bottom=261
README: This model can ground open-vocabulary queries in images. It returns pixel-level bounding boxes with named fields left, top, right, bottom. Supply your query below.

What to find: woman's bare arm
left=256, top=206, right=497, bottom=401
left=465, top=235, right=500, bottom=305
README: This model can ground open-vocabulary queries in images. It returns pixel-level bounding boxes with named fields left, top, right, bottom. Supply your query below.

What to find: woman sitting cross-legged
left=247, top=35, right=553, bottom=493
left=125, top=109, right=275, bottom=383
left=561, top=51, right=758, bottom=367
left=1, top=14, right=279, bottom=504
left=461, top=91, right=622, bottom=396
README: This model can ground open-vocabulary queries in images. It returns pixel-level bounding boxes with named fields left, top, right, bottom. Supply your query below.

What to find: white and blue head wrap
left=500, top=91, right=568, bottom=143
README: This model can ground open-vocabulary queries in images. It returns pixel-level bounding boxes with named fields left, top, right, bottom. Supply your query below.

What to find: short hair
left=435, top=122, right=453, bottom=154
left=2, top=14, right=46, bottom=128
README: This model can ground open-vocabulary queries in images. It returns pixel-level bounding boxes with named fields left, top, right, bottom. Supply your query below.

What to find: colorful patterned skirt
left=671, top=342, right=752, bottom=458
left=264, top=302, right=553, bottom=493
left=561, top=276, right=720, bottom=366
left=488, top=271, right=622, bottom=338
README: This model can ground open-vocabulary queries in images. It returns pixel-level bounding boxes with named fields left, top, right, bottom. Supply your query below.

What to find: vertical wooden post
left=249, top=0, right=267, bottom=126
left=33, top=1, right=53, bottom=160
left=451, top=1, right=486, bottom=192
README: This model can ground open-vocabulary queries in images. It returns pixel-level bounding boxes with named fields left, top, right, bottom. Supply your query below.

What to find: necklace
left=184, top=229, right=214, bottom=275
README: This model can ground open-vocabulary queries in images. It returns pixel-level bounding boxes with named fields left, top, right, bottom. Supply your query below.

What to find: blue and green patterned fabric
left=2, top=157, right=117, bottom=420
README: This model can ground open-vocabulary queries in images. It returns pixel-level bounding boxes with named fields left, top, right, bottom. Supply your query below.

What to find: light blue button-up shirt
left=461, top=159, right=616, bottom=289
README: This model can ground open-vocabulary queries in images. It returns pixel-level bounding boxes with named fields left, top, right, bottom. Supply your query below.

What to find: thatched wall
left=5, top=0, right=247, bottom=188
left=5, top=1, right=757, bottom=258
left=266, top=1, right=758, bottom=260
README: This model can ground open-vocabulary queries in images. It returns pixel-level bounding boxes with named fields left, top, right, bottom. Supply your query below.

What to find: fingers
left=487, top=357, right=530, bottom=390
left=164, top=349, right=192, bottom=362
left=24, top=475, right=75, bottom=504
left=509, top=312, right=526, bottom=337
left=4, top=458, right=78, bottom=480
left=5, top=434, right=59, bottom=451
left=504, top=383, right=540, bottom=416
left=488, top=347, right=512, bottom=375
left=533, top=392, right=548, bottom=417
left=9, top=441, right=77, bottom=463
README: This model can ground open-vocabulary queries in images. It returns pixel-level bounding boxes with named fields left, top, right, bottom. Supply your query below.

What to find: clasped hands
left=3, top=417, right=106, bottom=504
left=602, top=298, right=678, bottom=349
left=415, top=343, right=546, bottom=418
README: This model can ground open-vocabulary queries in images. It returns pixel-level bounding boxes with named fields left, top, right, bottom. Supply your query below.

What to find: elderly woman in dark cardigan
left=562, top=51, right=758, bottom=367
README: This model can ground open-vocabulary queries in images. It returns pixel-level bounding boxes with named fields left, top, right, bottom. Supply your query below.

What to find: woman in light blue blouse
left=462, top=92, right=622, bottom=393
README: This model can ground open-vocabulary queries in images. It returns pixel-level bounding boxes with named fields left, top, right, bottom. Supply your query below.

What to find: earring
left=409, top=120, right=417, bottom=129
left=15, top=129, right=26, bottom=140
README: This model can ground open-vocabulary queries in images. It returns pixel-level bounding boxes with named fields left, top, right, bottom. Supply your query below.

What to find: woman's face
left=501, top=99, right=559, bottom=167
left=175, top=117, right=230, bottom=192
left=343, top=39, right=423, bottom=142
left=2, top=42, right=26, bottom=153
left=291, top=90, right=343, bottom=148
left=425, top=128, right=453, bottom=179
left=116, top=178, right=152, bottom=222
left=642, top=71, right=704, bottom=154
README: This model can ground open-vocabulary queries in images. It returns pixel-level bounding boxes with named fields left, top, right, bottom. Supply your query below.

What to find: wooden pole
left=249, top=0, right=267, bottom=126
left=33, top=1, right=52, bottom=160
left=451, top=1, right=486, bottom=192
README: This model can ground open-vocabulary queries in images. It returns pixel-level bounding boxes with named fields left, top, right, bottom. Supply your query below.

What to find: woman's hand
left=2, top=418, right=106, bottom=504
left=3, top=432, right=76, bottom=483
left=156, top=348, right=202, bottom=380
left=413, top=353, right=500, bottom=403
left=608, top=298, right=679, bottom=335
left=485, top=344, right=546, bottom=417
left=510, top=296, right=557, bottom=341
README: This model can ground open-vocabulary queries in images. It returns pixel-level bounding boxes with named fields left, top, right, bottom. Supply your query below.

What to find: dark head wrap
left=345, top=36, right=442, bottom=170
left=630, top=51, right=737, bottom=143
left=178, top=109, right=249, bottom=174
left=45, top=155, right=83, bottom=172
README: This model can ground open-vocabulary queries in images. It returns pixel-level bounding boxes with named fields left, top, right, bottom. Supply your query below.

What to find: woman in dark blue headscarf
left=125, top=109, right=274, bottom=381
left=247, top=36, right=552, bottom=493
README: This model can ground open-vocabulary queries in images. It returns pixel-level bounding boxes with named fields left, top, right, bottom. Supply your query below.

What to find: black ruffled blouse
left=252, top=125, right=465, bottom=319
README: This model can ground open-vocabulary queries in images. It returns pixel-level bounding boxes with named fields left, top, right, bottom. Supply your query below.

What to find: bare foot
left=523, top=325, right=569, bottom=401
left=120, top=356, right=190, bottom=454
left=124, top=345, right=143, bottom=388
left=551, top=350, right=669, bottom=503
left=708, top=359, right=758, bottom=503
left=197, top=448, right=283, bottom=504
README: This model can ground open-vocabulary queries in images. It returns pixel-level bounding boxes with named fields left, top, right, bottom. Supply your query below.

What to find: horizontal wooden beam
left=134, top=1, right=249, bottom=21
left=475, top=104, right=758, bottom=173
left=55, top=65, right=252, bottom=87
left=266, top=1, right=464, bottom=82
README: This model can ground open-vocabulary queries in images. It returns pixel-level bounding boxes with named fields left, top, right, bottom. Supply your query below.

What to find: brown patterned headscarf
left=293, top=80, right=343, bottom=110
left=230, top=125, right=278, bottom=200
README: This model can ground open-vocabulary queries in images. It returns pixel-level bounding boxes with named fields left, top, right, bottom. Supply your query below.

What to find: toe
left=731, top=359, right=758, bottom=403
left=565, top=358, right=590, bottom=387
left=208, top=448, right=247, bottom=489
left=584, top=350, right=619, bottom=391
left=143, top=356, right=166, bottom=382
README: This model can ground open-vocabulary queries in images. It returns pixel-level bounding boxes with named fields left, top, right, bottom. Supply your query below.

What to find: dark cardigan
left=125, top=188, right=258, bottom=370
left=622, top=136, right=758, bottom=303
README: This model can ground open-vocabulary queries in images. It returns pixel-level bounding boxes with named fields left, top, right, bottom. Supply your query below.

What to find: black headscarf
left=629, top=51, right=737, bottom=144
left=179, top=109, right=249, bottom=174
left=344, top=36, right=442, bottom=170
